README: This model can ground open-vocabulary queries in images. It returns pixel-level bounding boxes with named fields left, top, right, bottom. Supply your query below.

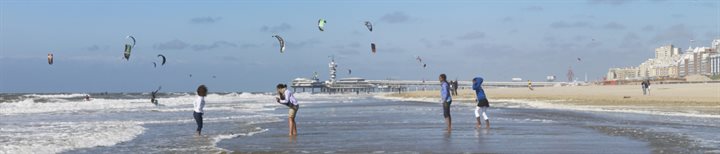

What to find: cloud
left=153, top=40, right=238, bottom=51
left=499, top=16, right=516, bottom=23
left=457, top=31, right=486, bottom=40
left=650, top=24, right=695, bottom=43
left=642, top=25, right=654, bottom=31
left=585, top=41, right=603, bottom=48
left=238, top=43, right=259, bottom=49
left=670, top=14, right=685, bottom=18
left=524, top=6, right=544, bottom=12
left=190, top=16, right=222, bottom=24
left=419, top=39, right=433, bottom=48
left=439, top=39, right=454, bottom=46
left=602, top=22, right=626, bottom=30
left=86, top=45, right=110, bottom=51
left=283, top=38, right=321, bottom=49
left=154, top=39, right=190, bottom=50
left=550, top=21, right=592, bottom=29
left=463, top=43, right=523, bottom=60
left=222, top=56, right=239, bottom=61
left=573, top=35, right=589, bottom=41
left=191, top=41, right=237, bottom=51
left=260, top=23, right=292, bottom=32
left=87, top=45, right=100, bottom=51
left=420, top=38, right=455, bottom=48
left=332, top=42, right=362, bottom=55
left=619, top=32, right=642, bottom=48
left=588, top=0, right=633, bottom=5
left=380, top=11, right=411, bottom=24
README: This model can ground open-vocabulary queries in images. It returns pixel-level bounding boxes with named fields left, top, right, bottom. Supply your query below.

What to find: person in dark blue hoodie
left=473, top=77, right=490, bottom=128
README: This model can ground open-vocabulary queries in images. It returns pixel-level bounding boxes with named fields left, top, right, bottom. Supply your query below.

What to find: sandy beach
left=384, top=83, right=720, bottom=116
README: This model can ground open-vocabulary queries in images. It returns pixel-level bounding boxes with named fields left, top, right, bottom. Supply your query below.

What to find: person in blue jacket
left=473, top=77, right=490, bottom=128
left=439, top=74, right=452, bottom=131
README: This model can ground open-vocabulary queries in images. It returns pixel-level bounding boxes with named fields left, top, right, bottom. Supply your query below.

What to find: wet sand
left=386, top=83, right=720, bottom=116
left=217, top=96, right=719, bottom=153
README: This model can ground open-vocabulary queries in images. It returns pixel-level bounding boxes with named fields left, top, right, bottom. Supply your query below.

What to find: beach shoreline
left=379, top=83, right=720, bottom=117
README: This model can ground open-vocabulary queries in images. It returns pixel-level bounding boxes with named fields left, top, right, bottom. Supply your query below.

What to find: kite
left=123, top=36, right=136, bottom=60
left=47, top=53, right=53, bottom=65
left=272, top=35, right=285, bottom=53
left=364, top=21, right=373, bottom=32
left=318, top=19, right=327, bottom=31
left=157, top=54, right=166, bottom=65
left=371, top=43, right=376, bottom=54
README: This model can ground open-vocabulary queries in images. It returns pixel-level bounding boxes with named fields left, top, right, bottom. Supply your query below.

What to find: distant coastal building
left=606, top=39, right=720, bottom=81
left=677, top=47, right=716, bottom=77
left=606, top=67, right=639, bottom=80
left=638, top=45, right=682, bottom=79
left=711, top=54, right=720, bottom=76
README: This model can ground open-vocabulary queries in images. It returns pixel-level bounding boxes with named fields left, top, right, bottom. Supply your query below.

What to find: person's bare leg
left=476, top=117, right=482, bottom=129
left=445, top=117, right=452, bottom=131
left=291, top=117, right=297, bottom=136
left=485, top=119, right=490, bottom=128
left=288, top=117, right=293, bottom=136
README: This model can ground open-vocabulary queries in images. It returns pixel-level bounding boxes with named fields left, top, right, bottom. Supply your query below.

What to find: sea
left=1, top=92, right=718, bottom=153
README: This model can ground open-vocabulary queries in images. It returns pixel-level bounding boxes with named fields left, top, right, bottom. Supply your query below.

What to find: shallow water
left=1, top=93, right=718, bottom=153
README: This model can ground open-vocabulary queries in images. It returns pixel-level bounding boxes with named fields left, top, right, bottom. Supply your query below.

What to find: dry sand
left=385, top=83, right=720, bottom=116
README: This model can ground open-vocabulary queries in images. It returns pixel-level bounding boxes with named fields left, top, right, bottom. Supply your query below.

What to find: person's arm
left=278, top=90, right=290, bottom=104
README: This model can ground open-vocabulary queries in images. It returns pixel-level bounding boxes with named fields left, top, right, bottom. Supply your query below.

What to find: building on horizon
left=677, top=46, right=717, bottom=77
left=606, top=67, right=640, bottom=80
left=606, top=39, right=720, bottom=81
left=711, top=54, right=720, bottom=76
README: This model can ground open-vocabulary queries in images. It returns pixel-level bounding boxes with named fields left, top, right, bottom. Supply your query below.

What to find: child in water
left=276, top=84, right=299, bottom=136
left=473, top=77, right=490, bottom=128
left=193, top=85, right=207, bottom=136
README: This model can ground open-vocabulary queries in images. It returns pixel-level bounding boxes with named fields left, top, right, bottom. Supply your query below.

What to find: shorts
left=288, top=105, right=299, bottom=119
left=443, top=101, right=451, bottom=118
left=477, top=98, right=490, bottom=107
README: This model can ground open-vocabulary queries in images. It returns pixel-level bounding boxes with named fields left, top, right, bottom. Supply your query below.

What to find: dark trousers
left=193, top=112, right=203, bottom=132
left=443, top=101, right=451, bottom=118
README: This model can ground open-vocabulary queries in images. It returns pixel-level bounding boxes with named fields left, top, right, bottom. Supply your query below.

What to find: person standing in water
left=473, top=77, right=490, bottom=128
left=276, top=84, right=299, bottom=136
left=150, top=86, right=161, bottom=106
left=452, top=79, right=459, bottom=96
left=193, top=85, right=207, bottom=136
left=439, top=74, right=452, bottom=131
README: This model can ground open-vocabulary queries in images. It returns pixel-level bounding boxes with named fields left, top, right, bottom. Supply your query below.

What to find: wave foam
left=0, top=121, right=144, bottom=154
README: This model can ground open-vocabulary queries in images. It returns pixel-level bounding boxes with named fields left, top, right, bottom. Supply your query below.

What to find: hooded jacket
left=472, top=77, right=487, bottom=100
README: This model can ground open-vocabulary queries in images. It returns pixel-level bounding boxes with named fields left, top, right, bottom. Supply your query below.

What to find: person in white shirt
left=193, top=85, right=207, bottom=136
left=276, top=84, right=298, bottom=136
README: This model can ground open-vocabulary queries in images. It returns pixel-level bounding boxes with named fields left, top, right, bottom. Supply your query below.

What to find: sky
left=0, top=0, right=718, bottom=93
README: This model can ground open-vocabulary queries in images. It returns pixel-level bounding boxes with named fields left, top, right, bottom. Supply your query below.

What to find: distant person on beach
left=641, top=80, right=651, bottom=95
left=473, top=77, right=490, bottom=128
left=193, top=85, right=207, bottom=136
left=276, top=84, right=299, bottom=136
left=528, top=80, right=534, bottom=91
left=452, top=80, right=459, bottom=96
left=439, top=74, right=453, bottom=131
left=85, top=95, right=91, bottom=101
left=449, top=81, right=455, bottom=96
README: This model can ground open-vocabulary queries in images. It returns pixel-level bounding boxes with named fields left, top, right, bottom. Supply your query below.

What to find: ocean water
left=1, top=93, right=718, bottom=153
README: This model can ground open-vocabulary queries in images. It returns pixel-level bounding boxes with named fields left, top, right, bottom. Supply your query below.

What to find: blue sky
left=1, top=0, right=718, bottom=93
